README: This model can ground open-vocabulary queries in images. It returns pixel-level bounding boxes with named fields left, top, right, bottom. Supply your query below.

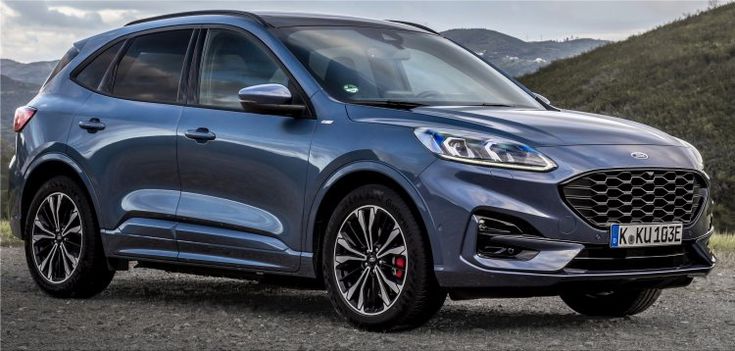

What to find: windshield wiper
left=467, top=103, right=517, bottom=108
left=351, top=100, right=428, bottom=109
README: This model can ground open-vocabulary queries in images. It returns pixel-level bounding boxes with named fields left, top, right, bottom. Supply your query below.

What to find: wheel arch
left=20, top=154, right=101, bottom=240
left=306, top=161, right=441, bottom=280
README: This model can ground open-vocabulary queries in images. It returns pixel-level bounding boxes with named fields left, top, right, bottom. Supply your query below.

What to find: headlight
left=414, top=127, right=556, bottom=171
left=676, top=137, right=704, bottom=170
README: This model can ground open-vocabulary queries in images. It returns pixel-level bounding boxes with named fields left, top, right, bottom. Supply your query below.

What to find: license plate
left=610, top=223, right=683, bottom=248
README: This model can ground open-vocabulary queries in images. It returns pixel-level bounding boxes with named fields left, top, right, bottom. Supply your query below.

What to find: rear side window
left=112, top=30, right=193, bottom=103
left=43, top=46, right=79, bottom=88
left=75, top=41, right=124, bottom=91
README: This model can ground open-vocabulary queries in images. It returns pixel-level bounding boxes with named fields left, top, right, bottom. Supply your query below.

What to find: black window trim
left=69, top=23, right=315, bottom=118
left=97, top=40, right=128, bottom=93
left=177, top=28, right=200, bottom=103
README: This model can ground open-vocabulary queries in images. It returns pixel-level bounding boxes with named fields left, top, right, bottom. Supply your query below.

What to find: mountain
left=0, top=59, right=57, bottom=85
left=443, top=28, right=609, bottom=76
left=520, top=4, right=735, bottom=231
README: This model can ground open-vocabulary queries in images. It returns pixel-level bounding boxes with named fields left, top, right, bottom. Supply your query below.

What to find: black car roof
left=125, top=10, right=438, bottom=34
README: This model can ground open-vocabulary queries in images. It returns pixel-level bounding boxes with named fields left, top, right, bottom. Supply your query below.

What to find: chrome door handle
left=184, top=127, right=216, bottom=143
left=78, top=118, right=105, bottom=133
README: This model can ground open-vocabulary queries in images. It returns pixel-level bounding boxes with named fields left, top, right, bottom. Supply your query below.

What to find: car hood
left=347, top=105, right=682, bottom=147
left=413, top=106, right=682, bottom=146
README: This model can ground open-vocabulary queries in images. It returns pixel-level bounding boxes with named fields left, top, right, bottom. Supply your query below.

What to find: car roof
left=125, top=10, right=438, bottom=34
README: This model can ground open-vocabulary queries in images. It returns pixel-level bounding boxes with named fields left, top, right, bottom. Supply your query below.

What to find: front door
left=175, top=28, right=315, bottom=271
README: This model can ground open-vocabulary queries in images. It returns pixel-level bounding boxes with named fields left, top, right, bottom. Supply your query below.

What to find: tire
left=24, top=176, right=114, bottom=298
left=560, top=288, right=661, bottom=317
left=322, top=184, right=445, bottom=331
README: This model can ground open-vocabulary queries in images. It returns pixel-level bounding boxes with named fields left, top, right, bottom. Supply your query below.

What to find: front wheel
left=560, top=288, right=661, bottom=317
left=322, top=185, right=445, bottom=331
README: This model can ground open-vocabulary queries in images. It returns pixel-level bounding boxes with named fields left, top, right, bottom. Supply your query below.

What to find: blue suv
left=8, top=11, right=715, bottom=330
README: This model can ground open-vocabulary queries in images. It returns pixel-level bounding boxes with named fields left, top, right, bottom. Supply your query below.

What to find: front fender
left=303, top=160, right=443, bottom=266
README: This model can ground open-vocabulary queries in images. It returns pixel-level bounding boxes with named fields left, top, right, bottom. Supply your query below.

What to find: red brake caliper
left=393, top=256, right=406, bottom=279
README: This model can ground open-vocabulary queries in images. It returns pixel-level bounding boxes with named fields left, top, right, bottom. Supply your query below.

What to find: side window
left=75, top=41, right=124, bottom=91
left=198, top=29, right=289, bottom=109
left=112, top=30, right=193, bottom=103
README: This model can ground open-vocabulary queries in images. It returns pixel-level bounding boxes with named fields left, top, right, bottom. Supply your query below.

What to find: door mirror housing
left=238, top=84, right=305, bottom=116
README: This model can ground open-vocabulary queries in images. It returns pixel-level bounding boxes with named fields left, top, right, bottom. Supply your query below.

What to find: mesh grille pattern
left=562, top=170, right=705, bottom=228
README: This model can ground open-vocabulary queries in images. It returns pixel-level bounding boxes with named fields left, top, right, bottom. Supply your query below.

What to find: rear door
left=68, top=29, right=195, bottom=260
left=175, top=28, right=316, bottom=271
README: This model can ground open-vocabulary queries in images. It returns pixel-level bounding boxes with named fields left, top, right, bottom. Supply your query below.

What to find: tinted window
left=199, top=29, right=289, bottom=109
left=112, top=30, right=193, bottom=103
left=43, top=46, right=79, bottom=87
left=75, top=41, right=124, bottom=90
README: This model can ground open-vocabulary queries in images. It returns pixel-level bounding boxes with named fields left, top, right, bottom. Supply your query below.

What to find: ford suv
left=7, top=11, right=715, bottom=330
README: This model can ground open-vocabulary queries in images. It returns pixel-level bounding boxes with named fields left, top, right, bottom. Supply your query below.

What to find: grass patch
left=710, top=232, right=735, bottom=252
left=1, top=219, right=23, bottom=247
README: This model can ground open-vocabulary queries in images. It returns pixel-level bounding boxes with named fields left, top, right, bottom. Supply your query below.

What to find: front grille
left=561, top=169, right=706, bottom=228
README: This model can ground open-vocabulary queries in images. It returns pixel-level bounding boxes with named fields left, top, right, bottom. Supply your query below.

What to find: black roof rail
left=388, top=20, right=439, bottom=35
left=125, top=10, right=269, bottom=27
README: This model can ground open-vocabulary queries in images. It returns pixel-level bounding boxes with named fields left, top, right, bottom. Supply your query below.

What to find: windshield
left=279, top=27, right=543, bottom=109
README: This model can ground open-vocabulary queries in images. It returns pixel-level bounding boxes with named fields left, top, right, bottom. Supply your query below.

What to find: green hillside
left=520, top=4, right=735, bottom=231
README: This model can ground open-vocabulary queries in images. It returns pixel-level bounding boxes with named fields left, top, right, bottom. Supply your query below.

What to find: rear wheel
left=322, top=185, right=445, bottom=331
left=560, top=288, right=661, bottom=317
left=24, top=176, right=114, bottom=298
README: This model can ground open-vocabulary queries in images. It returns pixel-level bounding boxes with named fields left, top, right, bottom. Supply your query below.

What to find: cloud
left=3, top=0, right=105, bottom=29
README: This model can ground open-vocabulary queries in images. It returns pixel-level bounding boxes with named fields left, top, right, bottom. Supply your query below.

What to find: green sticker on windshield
left=343, top=84, right=359, bottom=94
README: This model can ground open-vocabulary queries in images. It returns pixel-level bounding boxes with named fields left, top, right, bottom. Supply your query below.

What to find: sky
left=0, top=0, right=718, bottom=63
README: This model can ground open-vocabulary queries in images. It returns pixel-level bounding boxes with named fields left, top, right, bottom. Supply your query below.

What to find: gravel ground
left=2, top=246, right=734, bottom=350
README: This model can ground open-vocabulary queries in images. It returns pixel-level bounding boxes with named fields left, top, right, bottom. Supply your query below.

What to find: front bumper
left=416, top=145, right=715, bottom=292
left=437, top=227, right=714, bottom=295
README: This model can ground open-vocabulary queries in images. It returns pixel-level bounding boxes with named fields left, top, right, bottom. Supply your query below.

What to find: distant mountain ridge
left=442, top=28, right=609, bottom=76
left=1, top=59, right=57, bottom=86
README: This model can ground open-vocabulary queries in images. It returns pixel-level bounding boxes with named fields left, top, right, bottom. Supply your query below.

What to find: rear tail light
left=13, top=106, right=37, bottom=132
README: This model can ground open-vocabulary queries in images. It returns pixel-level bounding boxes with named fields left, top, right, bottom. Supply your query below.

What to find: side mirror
left=238, top=83, right=305, bottom=117
left=533, top=92, right=551, bottom=106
